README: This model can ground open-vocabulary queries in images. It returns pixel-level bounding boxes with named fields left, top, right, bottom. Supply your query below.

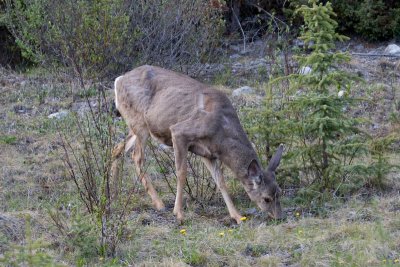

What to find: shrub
left=55, top=89, right=135, bottom=259
left=6, top=0, right=224, bottom=85
left=280, top=0, right=369, bottom=200
left=330, top=0, right=400, bottom=41
left=7, top=0, right=133, bottom=86
left=246, top=1, right=396, bottom=211
left=0, top=216, right=56, bottom=267
left=287, top=0, right=400, bottom=41
left=148, top=142, right=218, bottom=207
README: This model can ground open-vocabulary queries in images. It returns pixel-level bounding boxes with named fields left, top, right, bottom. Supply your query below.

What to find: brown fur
left=113, top=65, right=283, bottom=224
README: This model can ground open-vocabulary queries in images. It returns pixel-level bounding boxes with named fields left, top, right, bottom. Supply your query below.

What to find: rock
left=48, top=110, right=69, bottom=119
left=13, top=105, right=28, bottom=114
left=229, top=54, right=241, bottom=60
left=354, top=44, right=364, bottom=52
left=249, top=58, right=267, bottom=68
left=239, top=49, right=250, bottom=55
left=299, top=66, right=312, bottom=75
left=384, top=44, right=400, bottom=55
left=232, top=86, right=254, bottom=97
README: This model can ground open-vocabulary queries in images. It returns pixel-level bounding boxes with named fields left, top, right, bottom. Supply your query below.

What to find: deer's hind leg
left=131, top=128, right=165, bottom=211
left=111, top=132, right=137, bottom=199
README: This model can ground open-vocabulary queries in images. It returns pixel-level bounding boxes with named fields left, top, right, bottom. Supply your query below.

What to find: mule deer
left=112, top=65, right=283, bottom=224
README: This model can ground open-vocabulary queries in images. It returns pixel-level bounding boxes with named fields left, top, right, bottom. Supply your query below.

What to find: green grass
left=0, top=135, right=17, bottom=145
left=0, top=67, right=399, bottom=266
left=103, top=195, right=399, bottom=266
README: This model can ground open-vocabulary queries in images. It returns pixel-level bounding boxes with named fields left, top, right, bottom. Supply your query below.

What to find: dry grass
left=0, top=67, right=399, bottom=266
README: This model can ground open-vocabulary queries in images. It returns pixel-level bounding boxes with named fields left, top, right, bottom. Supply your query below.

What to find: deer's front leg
left=201, top=158, right=243, bottom=224
left=171, top=133, right=188, bottom=224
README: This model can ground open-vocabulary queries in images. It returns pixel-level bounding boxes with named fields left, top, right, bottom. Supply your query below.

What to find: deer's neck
left=219, top=136, right=259, bottom=180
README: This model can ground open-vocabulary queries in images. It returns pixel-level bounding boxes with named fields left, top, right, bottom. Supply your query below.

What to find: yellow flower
left=395, top=259, right=399, bottom=263
left=298, top=230, right=303, bottom=234
left=240, top=216, right=247, bottom=221
left=295, top=212, right=300, bottom=217
left=180, top=229, right=187, bottom=235
left=99, top=257, right=104, bottom=261
left=219, top=232, right=225, bottom=237
left=228, top=229, right=233, bottom=233
left=382, top=259, right=386, bottom=263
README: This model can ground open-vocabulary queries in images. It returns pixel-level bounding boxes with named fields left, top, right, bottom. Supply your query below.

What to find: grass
left=0, top=65, right=399, bottom=266
left=102, top=194, right=399, bottom=266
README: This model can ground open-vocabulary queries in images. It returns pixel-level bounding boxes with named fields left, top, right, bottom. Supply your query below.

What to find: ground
left=0, top=40, right=399, bottom=266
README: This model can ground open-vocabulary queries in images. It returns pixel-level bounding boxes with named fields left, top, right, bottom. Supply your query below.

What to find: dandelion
left=219, top=232, right=225, bottom=237
left=382, top=259, right=386, bottom=263
left=240, top=216, right=247, bottom=221
left=180, top=229, right=187, bottom=235
left=394, top=259, right=399, bottom=263
left=295, top=212, right=300, bottom=217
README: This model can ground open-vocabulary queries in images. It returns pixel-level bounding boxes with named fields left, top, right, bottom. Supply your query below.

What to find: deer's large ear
left=248, top=159, right=261, bottom=184
left=268, top=144, right=284, bottom=172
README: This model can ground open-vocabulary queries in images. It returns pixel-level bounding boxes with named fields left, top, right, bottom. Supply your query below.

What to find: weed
left=0, top=134, right=17, bottom=144
left=0, top=216, right=58, bottom=267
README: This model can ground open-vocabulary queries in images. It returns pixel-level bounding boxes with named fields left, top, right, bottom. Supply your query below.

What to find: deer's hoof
left=174, top=211, right=184, bottom=225
left=154, top=201, right=166, bottom=211
left=176, top=218, right=184, bottom=225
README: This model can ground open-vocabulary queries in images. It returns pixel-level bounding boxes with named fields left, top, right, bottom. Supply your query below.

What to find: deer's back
left=115, top=65, right=248, bottom=148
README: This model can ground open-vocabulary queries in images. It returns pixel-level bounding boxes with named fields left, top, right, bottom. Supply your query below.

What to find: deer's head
left=244, top=144, right=284, bottom=219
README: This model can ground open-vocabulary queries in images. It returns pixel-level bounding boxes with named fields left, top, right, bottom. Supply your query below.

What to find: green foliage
left=7, top=0, right=133, bottom=81
left=330, top=0, right=400, bottom=41
left=287, top=0, right=400, bottom=41
left=182, top=248, right=207, bottom=266
left=6, top=0, right=224, bottom=82
left=245, top=1, right=395, bottom=211
left=68, top=213, right=99, bottom=261
left=57, top=89, right=134, bottom=259
left=354, top=0, right=399, bottom=41
left=0, top=216, right=58, bottom=267
left=0, top=134, right=17, bottom=144
left=365, top=135, right=399, bottom=189
left=284, top=1, right=370, bottom=198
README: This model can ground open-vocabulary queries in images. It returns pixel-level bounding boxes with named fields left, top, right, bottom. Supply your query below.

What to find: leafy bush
left=6, top=0, right=224, bottom=84
left=7, top=0, right=133, bottom=84
left=322, top=0, right=400, bottom=41
left=287, top=0, right=400, bottom=41
left=353, top=0, right=400, bottom=41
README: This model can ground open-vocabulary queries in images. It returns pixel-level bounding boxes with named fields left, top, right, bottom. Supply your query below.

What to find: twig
left=231, top=7, right=246, bottom=52
left=351, top=53, right=400, bottom=58
left=248, top=3, right=289, bottom=32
